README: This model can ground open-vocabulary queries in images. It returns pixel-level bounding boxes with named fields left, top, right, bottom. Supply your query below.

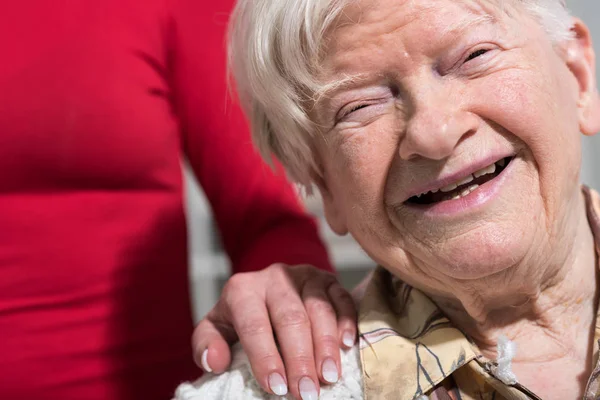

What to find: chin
left=426, top=221, right=536, bottom=281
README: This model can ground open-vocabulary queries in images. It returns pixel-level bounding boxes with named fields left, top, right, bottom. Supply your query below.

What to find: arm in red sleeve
left=169, top=0, right=333, bottom=274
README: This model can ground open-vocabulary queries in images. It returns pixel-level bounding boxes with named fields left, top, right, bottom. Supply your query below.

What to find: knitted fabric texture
left=173, top=344, right=363, bottom=399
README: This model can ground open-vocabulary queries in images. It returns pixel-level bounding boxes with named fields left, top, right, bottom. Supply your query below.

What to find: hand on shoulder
left=174, top=343, right=363, bottom=400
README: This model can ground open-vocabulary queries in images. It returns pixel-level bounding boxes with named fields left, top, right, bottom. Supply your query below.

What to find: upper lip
left=402, top=153, right=514, bottom=202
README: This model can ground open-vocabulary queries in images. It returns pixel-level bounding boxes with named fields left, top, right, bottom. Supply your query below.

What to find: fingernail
left=268, top=373, right=288, bottom=396
left=299, top=377, right=318, bottom=400
left=322, top=358, right=339, bottom=383
left=201, top=349, right=213, bottom=373
left=342, top=331, right=355, bottom=348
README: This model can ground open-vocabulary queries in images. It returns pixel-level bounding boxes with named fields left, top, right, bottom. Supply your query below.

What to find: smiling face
left=314, top=0, right=600, bottom=295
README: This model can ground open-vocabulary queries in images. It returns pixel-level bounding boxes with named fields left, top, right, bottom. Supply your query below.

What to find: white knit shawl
left=173, top=344, right=364, bottom=400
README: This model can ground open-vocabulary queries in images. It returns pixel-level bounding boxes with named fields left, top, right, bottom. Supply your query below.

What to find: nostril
left=457, top=129, right=476, bottom=147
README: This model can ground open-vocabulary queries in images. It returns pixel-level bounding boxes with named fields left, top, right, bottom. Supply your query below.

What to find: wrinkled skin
left=193, top=264, right=357, bottom=400
left=311, top=0, right=600, bottom=397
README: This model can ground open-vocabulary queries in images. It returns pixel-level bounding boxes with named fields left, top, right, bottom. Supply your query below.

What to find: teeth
left=445, top=184, right=480, bottom=202
left=440, top=173, right=474, bottom=193
left=440, top=182, right=458, bottom=193
left=457, top=174, right=474, bottom=186
left=474, top=163, right=497, bottom=178
left=417, top=157, right=509, bottom=201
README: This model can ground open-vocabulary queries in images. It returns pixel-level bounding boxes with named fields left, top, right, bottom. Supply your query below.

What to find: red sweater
left=0, top=1, right=332, bottom=399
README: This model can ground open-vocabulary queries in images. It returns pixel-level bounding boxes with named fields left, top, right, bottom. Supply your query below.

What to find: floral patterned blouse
left=358, top=187, right=600, bottom=400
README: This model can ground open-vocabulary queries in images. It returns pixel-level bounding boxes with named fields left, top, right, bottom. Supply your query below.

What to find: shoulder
left=173, top=344, right=364, bottom=400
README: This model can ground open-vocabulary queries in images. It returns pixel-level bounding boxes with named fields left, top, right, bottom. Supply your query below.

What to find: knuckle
left=224, top=273, right=249, bottom=293
left=252, top=353, right=281, bottom=370
left=266, top=262, right=286, bottom=272
left=222, top=279, right=258, bottom=306
left=193, top=317, right=209, bottom=331
left=305, top=274, right=337, bottom=291
left=330, top=285, right=356, bottom=306
left=305, top=298, right=336, bottom=318
left=273, top=308, right=310, bottom=329
left=236, top=318, right=270, bottom=338
left=284, top=355, right=315, bottom=377
left=328, top=283, right=350, bottom=299
left=192, top=321, right=211, bottom=342
left=315, top=334, right=340, bottom=352
left=269, top=264, right=291, bottom=282
left=291, top=354, right=314, bottom=366
left=204, top=303, right=236, bottom=330
left=320, top=269, right=337, bottom=279
left=303, top=265, right=331, bottom=281
left=294, top=264, right=313, bottom=274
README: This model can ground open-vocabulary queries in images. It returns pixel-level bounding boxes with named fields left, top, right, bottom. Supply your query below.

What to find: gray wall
left=572, top=1, right=600, bottom=189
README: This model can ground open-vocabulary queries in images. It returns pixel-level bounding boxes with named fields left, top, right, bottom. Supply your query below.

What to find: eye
left=333, top=87, right=396, bottom=125
left=338, top=103, right=370, bottom=121
left=348, top=104, right=369, bottom=114
left=465, top=49, right=489, bottom=63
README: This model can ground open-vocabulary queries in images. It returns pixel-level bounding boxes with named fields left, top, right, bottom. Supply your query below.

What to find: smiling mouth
left=407, top=157, right=514, bottom=205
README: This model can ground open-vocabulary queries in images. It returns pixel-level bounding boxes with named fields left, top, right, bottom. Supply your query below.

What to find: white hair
left=228, top=0, right=574, bottom=187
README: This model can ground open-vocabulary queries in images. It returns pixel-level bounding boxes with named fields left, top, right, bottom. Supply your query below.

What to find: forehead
left=336, top=0, right=505, bottom=27
left=321, top=0, right=511, bottom=75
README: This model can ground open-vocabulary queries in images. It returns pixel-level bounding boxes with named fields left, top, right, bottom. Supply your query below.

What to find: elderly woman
left=175, top=0, right=600, bottom=399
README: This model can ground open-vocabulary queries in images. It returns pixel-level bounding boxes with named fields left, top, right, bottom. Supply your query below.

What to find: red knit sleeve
left=169, top=0, right=334, bottom=274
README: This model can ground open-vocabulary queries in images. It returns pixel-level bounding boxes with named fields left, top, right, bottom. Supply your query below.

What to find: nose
left=398, top=82, right=479, bottom=161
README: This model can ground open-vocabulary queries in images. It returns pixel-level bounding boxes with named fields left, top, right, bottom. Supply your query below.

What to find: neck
left=438, top=252, right=598, bottom=360
left=431, top=193, right=599, bottom=395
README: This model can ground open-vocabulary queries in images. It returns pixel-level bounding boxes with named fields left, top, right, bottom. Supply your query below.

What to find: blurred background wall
left=187, top=0, right=600, bottom=321
left=573, top=1, right=600, bottom=190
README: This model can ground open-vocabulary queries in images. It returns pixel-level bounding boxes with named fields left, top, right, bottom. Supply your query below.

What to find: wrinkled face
left=315, top=0, right=599, bottom=293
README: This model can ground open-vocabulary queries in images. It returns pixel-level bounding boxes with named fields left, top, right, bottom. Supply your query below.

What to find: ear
left=313, top=173, right=349, bottom=236
left=565, top=19, right=600, bottom=136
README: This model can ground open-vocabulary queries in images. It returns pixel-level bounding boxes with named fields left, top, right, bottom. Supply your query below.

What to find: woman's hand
left=192, top=263, right=357, bottom=400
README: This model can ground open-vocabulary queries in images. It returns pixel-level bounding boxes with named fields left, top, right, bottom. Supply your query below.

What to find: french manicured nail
left=342, top=331, right=355, bottom=347
left=268, top=373, right=288, bottom=396
left=201, top=349, right=213, bottom=373
left=299, top=377, right=318, bottom=400
left=322, top=358, right=339, bottom=383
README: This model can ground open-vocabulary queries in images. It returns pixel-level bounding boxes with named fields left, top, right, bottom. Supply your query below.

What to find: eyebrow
left=312, top=73, right=371, bottom=106
left=314, top=10, right=496, bottom=104
left=442, top=13, right=495, bottom=37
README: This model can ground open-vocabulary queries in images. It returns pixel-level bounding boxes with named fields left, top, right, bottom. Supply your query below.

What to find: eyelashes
left=465, top=48, right=489, bottom=63
left=337, top=103, right=374, bottom=122
left=346, top=104, right=370, bottom=115
left=337, top=100, right=390, bottom=122
left=440, top=46, right=496, bottom=76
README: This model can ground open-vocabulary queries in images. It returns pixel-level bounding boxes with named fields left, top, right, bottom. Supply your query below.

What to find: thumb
left=192, top=306, right=238, bottom=374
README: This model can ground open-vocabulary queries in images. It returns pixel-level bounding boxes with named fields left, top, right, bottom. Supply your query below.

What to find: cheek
left=326, top=121, right=399, bottom=234
left=476, top=66, right=582, bottom=187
